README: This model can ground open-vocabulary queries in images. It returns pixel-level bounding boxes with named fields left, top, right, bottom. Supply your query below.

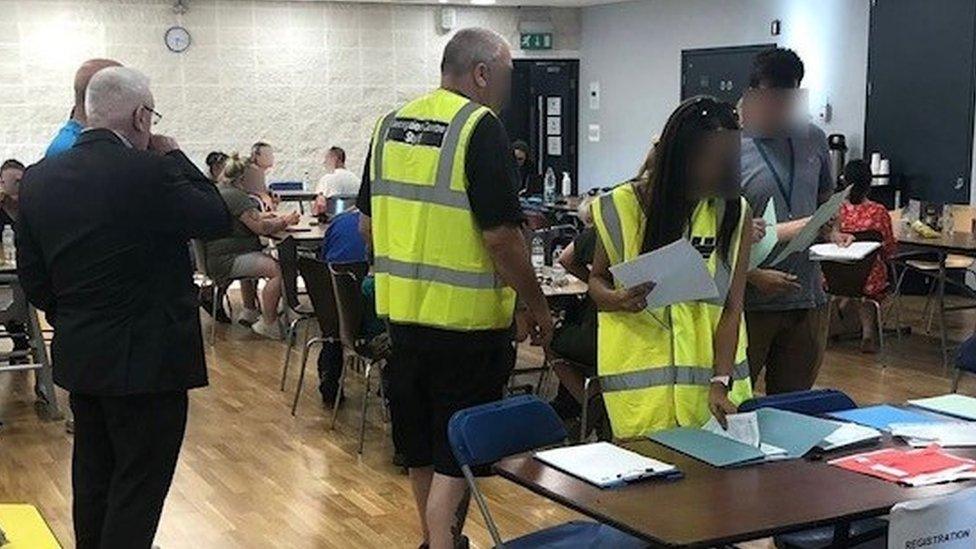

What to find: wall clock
left=165, top=26, right=191, bottom=53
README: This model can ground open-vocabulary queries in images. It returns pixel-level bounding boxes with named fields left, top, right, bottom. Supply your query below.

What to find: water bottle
left=531, top=234, right=545, bottom=272
left=302, top=170, right=310, bottom=191
left=551, top=245, right=565, bottom=277
left=543, top=167, right=557, bottom=205
left=561, top=171, right=572, bottom=197
left=2, top=226, right=14, bottom=265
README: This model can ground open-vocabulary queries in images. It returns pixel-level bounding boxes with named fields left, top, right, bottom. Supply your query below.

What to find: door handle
left=955, top=177, right=966, bottom=190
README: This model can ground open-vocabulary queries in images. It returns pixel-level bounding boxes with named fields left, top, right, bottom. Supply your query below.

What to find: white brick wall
left=0, top=0, right=580, bottom=182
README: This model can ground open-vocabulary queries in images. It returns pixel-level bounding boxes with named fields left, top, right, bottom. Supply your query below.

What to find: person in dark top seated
left=199, top=151, right=232, bottom=323
left=0, top=159, right=28, bottom=361
left=317, top=207, right=387, bottom=406
left=205, top=151, right=228, bottom=183
left=512, top=139, right=542, bottom=196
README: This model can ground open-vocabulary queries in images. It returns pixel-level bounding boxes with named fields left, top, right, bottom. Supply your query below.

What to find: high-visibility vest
left=592, top=183, right=753, bottom=438
left=369, top=88, right=516, bottom=331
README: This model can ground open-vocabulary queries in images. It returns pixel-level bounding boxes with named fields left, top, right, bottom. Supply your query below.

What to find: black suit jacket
left=16, top=129, right=231, bottom=395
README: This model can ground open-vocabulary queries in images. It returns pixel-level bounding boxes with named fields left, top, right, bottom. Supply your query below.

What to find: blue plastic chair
left=447, top=395, right=647, bottom=548
left=739, top=389, right=857, bottom=415
left=952, top=335, right=976, bottom=392
left=740, top=390, right=887, bottom=549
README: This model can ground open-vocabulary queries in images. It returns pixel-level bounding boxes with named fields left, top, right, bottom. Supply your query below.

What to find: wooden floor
left=2, top=295, right=976, bottom=548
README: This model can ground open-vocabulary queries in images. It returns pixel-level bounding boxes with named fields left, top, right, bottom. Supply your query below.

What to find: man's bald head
left=440, top=28, right=513, bottom=113
left=73, top=59, right=121, bottom=122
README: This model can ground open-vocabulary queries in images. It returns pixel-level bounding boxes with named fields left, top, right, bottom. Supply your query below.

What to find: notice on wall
left=588, top=124, right=601, bottom=143
left=547, top=116, right=561, bottom=136
left=547, top=136, right=562, bottom=156
left=547, top=96, right=562, bottom=116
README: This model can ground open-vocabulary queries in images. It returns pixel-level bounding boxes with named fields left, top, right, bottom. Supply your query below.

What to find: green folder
left=909, top=394, right=976, bottom=421
left=648, top=409, right=840, bottom=468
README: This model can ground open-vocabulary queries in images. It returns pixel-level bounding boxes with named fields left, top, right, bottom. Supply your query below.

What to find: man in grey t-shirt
left=740, top=48, right=852, bottom=394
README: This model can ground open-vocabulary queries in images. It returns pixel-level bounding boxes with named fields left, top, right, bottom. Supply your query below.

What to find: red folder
left=829, top=445, right=976, bottom=485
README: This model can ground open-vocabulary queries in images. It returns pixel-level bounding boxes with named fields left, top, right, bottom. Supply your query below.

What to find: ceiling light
left=470, top=0, right=496, bottom=5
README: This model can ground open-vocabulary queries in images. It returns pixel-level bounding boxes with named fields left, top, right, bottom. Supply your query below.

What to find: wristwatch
left=709, top=375, right=732, bottom=391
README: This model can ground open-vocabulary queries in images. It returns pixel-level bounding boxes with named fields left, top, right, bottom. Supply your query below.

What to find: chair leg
left=580, top=376, right=595, bottom=443
left=210, top=284, right=219, bottom=346
left=331, top=352, right=348, bottom=429
left=937, top=260, right=949, bottom=373
left=358, top=361, right=373, bottom=455
left=279, top=317, right=301, bottom=391
left=922, top=276, right=937, bottom=334
left=871, top=299, right=884, bottom=352
left=377, top=362, right=391, bottom=424
left=291, top=337, right=321, bottom=416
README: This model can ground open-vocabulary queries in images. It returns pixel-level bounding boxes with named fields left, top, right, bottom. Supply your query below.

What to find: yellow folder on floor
left=0, top=504, right=61, bottom=548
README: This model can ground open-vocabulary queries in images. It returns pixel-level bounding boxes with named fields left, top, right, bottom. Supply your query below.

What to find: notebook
left=826, top=405, right=953, bottom=432
left=534, top=442, right=681, bottom=488
left=908, top=394, right=976, bottom=421
left=890, top=422, right=976, bottom=447
left=809, top=241, right=882, bottom=262
left=648, top=409, right=840, bottom=468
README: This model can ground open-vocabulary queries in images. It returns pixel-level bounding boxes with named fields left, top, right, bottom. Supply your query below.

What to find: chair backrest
left=277, top=236, right=301, bottom=310
left=329, top=263, right=368, bottom=351
left=296, top=255, right=339, bottom=338
left=957, top=335, right=976, bottom=375
left=738, top=389, right=857, bottom=415
left=447, top=395, right=568, bottom=468
left=821, top=230, right=884, bottom=298
left=887, top=487, right=976, bottom=549
left=190, top=239, right=209, bottom=277
left=325, top=195, right=358, bottom=217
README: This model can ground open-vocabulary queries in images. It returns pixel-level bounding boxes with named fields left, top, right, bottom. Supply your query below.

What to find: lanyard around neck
left=754, top=138, right=795, bottom=217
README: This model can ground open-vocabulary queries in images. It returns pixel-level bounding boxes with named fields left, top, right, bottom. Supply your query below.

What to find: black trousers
left=317, top=340, right=344, bottom=403
left=69, top=391, right=188, bottom=549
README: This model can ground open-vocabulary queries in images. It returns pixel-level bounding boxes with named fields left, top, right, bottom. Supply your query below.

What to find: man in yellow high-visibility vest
left=357, top=28, right=553, bottom=549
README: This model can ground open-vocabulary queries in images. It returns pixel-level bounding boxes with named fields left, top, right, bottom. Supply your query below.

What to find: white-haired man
left=17, top=66, right=230, bottom=548
left=357, top=28, right=552, bottom=549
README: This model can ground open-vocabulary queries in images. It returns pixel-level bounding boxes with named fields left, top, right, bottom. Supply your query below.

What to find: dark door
left=681, top=44, right=776, bottom=104
left=501, top=59, right=579, bottom=194
left=865, top=0, right=976, bottom=204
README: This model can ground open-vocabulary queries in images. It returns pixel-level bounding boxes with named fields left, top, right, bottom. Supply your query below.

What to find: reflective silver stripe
left=434, top=101, right=483, bottom=190
left=600, top=360, right=750, bottom=393
left=371, top=101, right=484, bottom=209
left=374, top=256, right=503, bottom=289
left=372, top=179, right=471, bottom=209
left=372, top=111, right=398, bottom=182
left=599, top=193, right=624, bottom=262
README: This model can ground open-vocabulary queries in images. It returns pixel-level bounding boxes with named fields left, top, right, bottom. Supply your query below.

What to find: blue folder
left=825, top=405, right=951, bottom=432
left=648, top=409, right=839, bottom=468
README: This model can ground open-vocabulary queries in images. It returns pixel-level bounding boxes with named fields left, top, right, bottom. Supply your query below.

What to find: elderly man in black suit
left=16, top=66, right=230, bottom=549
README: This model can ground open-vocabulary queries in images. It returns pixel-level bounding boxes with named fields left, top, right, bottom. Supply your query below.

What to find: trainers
left=237, top=308, right=261, bottom=326
left=251, top=318, right=283, bottom=340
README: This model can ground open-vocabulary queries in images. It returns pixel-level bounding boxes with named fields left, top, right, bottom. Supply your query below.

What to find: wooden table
left=893, top=223, right=976, bottom=371
left=541, top=274, right=588, bottom=298
left=496, top=437, right=976, bottom=548
left=270, top=219, right=328, bottom=243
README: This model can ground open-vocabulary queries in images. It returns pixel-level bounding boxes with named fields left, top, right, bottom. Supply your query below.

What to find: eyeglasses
left=143, top=105, right=162, bottom=126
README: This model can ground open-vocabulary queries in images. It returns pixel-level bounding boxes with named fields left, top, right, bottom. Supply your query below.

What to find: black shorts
left=386, top=341, right=515, bottom=477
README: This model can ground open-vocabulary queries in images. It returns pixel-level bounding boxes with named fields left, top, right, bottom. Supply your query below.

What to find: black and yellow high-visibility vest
left=592, top=183, right=753, bottom=438
left=369, top=88, right=516, bottom=331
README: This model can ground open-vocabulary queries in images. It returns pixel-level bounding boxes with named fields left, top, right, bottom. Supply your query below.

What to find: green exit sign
left=520, top=32, right=553, bottom=50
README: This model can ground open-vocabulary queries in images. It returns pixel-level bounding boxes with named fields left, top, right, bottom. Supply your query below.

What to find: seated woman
left=837, top=159, right=896, bottom=353
left=589, top=97, right=753, bottom=437
left=205, top=154, right=300, bottom=340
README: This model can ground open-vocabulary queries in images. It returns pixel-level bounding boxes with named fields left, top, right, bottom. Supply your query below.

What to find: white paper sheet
left=703, top=412, right=761, bottom=447
left=809, top=241, right=882, bottom=262
left=608, top=238, right=718, bottom=311
left=770, top=186, right=851, bottom=266
left=890, top=422, right=976, bottom=448
left=749, top=199, right=779, bottom=270
left=534, top=442, right=678, bottom=488
left=817, top=421, right=882, bottom=451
